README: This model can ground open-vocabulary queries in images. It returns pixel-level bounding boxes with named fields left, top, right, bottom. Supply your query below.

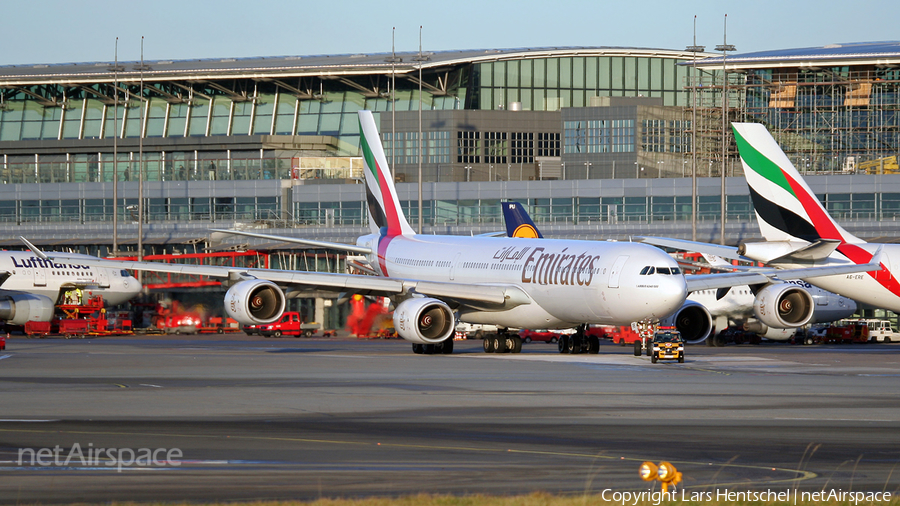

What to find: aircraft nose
left=130, top=276, right=143, bottom=295
left=656, top=275, right=688, bottom=317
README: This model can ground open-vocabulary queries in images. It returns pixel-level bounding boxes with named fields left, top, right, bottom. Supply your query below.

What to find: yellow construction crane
left=858, top=156, right=899, bottom=174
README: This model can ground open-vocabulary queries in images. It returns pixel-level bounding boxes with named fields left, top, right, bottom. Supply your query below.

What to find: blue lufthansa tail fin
left=501, top=202, right=543, bottom=238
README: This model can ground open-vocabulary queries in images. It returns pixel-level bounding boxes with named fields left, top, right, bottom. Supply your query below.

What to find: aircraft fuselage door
left=33, top=266, right=46, bottom=287
left=608, top=255, right=629, bottom=289
left=449, top=253, right=462, bottom=281
left=98, top=268, right=110, bottom=288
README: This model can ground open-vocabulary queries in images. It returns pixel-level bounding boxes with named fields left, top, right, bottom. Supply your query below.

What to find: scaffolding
left=687, top=68, right=900, bottom=175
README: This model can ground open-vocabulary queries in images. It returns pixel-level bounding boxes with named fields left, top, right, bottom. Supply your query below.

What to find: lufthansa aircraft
left=0, top=251, right=142, bottom=325
left=26, top=112, right=883, bottom=354
left=501, top=202, right=857, bottom=346
left=642, top=122, right=898, bottom=316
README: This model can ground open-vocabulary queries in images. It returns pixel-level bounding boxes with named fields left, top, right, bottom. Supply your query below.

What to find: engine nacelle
left=660, top=300, right=712, bottom=344
left=753, top=283, right=814, bottom=328
left=224, top=279, right=286, bottom=325
left=0, top=293, right=56, bottom=326
left=393, top=297, right=455, bottom=344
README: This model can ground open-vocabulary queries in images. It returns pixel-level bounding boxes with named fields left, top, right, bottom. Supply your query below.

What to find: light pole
left=686, top=15, right=705, bottom=242
left=384, top=27, right=401, bottom=172
left=413, top=26, right=429, bottom=234
left=715, top=14, right=736, bottom=245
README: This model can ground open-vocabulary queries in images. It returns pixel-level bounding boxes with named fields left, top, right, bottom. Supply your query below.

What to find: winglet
left=870, top=245, right=885, bottom=271
left=19, top=237, right=49, bottom=261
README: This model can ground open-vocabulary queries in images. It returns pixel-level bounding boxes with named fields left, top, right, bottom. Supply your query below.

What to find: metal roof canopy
left=0, top=47, right=699, bottom=86
left=689, top=41, right=900, bottom=70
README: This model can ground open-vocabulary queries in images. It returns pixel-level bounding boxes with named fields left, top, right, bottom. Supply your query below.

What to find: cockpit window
left=639, top=266, right=655, bottom=275
left=671, top=267, right=681, bottom=275
left=120, top=270, right=131, bottom=277
left=656, top=267, right=671, bottom=275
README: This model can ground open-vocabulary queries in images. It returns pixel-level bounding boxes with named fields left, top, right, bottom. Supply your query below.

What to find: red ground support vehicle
left=24, top=321, right=52, bottom=338
left=594, top=325, right=642, bottom=346
left=200, top=316, right=241, bottom=334
left=259, top=312, right=321, bottom=338
left=518, top=329, right=563, bottom=343
left=0, top=332, right=6, bottom=350
left=822, top=321, right=872, bottom=344
left=57, top=318, right=90, bottom=338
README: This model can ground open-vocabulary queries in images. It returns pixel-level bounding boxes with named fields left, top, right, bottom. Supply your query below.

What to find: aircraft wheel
left=440, top=338, right=454, bottom=354
left=633, top=340, right=642, bottom=356
left=494, top=336, right=507, bottom=353
left=588, top=336, right=600, bottom=354
left=646, top=344, right=652, bottom=356
left=567, top=335, right=581, bottom=354
left=484, top=337, right=495, bottom=353
left=423, top=344, right=435, bottom=355
left=558, top=335, right=569, bottom=354
left=511, top=336, right=522, bottom=354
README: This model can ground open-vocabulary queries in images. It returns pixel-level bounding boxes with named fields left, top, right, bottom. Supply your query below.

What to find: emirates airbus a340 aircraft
left=25, top=112, right=882, bottom=354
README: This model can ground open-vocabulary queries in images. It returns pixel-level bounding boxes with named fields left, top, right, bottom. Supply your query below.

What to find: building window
left=510, top=132, right=534, bottom=163
left=537, top=132, right=560, bottom=157
left=484, top=132, right=507, bottom=164
left=458, top=130, right=480, bottom=163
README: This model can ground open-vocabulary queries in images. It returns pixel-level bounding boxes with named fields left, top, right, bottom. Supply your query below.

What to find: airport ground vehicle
left=596, top=325, right=642, bottom=345
left=0, top=332, right=5, bottom=350
left=455, top=322, right=499, bottom=340
left=518, top=329, right=562, bottom=343
left=259, top=312, right=321, bottom=338
left=650, top=331, right=685, bottom=363
left=814, top=319, right=898, bottom=344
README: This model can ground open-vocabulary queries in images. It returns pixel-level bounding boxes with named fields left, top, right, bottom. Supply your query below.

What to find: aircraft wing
left=35, top=253, right=528, bottom=310
left=685, top=260, right=883, bottom=293
left=637, top=236, right=750, bottom=262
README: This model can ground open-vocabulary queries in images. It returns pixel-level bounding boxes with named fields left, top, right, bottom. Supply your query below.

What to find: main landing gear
left=557, top=324, right=600, bottom=354
left=483, top=328, right=522, bottom=354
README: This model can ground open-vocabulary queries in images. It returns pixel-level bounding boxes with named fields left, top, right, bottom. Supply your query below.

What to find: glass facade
left=477, top=55, right=689, bottom=111
left=281, top=191, right=890, bottom=228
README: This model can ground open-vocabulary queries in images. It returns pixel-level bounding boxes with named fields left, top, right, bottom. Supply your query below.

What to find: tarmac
left=1, top=334, right=899, bottom=503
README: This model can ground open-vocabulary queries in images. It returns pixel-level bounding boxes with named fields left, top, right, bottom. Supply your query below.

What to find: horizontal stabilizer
left=767, top=239, right=841, bottom=264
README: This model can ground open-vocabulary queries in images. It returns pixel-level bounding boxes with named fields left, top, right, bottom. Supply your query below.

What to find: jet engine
left=660, top=300, right=712, bottom=344
left=742, top=321, right=797, bottom=341
left=753, top=283, right=814, bottom=328
left=0, top=293, right=56, bottom=326
left=393, top=297, right=455, bottom=344
left=224, top=279, right=286, bottom=325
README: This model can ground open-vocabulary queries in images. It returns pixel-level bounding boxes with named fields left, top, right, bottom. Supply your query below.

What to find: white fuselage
left=1, top=251, right=142, bottom=305
left=359, top=234, right=688, bottom=329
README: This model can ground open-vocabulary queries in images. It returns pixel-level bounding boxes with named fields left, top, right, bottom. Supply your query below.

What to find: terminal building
left=2, top=43, right=899, bottom=321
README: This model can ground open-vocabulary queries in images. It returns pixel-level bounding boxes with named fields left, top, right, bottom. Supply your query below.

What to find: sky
left=3, top=0, right=898, bottom=66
